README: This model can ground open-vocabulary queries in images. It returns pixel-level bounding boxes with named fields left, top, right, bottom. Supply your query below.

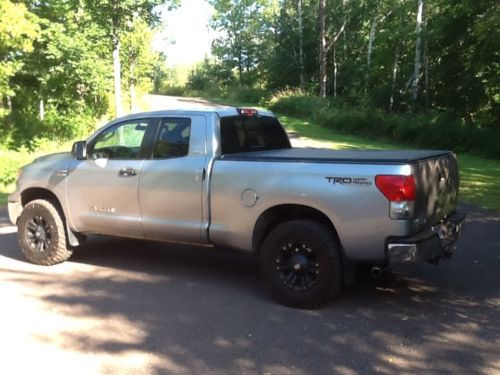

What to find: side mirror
left=72, top=141, right=87, bottom=160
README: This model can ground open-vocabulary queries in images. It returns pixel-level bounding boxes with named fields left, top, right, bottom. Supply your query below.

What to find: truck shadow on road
left=0, top=205, right=499, bottom=374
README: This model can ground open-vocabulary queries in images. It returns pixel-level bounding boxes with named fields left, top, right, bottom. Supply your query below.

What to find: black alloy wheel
left=260, top=219, right=343, bottom=309
left=25, top=215, right=52, bottom=253
left=17, top=199, right=73, bottom=265
left=275, top=241, right=320, bottom=291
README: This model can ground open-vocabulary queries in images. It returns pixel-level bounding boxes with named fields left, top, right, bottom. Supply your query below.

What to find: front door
left=67, top=118, right=155, bottom=238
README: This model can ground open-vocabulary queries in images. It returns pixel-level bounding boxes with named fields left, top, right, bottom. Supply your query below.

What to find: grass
left=0, top=191, right=7, bottom=205
left=279, top=115, right=401, bottom=150
left=278, top=114, right=500, bottom=212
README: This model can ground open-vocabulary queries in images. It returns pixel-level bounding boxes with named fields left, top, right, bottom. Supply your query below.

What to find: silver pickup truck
left=8, top=107, right=464, bottom=308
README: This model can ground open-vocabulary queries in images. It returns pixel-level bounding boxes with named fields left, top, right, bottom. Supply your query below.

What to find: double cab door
left=66, top=115, right=208, bottom=243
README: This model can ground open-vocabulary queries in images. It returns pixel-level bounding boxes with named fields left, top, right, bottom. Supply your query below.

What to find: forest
left=0, top=0, right=499, bottom=203
left=184, top=0, right=499, bottom=157
left=0, top=0, right=175, bottom=145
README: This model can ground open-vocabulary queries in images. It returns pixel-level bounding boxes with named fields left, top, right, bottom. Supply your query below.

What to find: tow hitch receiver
left=387, top=212, right=465, bottom=264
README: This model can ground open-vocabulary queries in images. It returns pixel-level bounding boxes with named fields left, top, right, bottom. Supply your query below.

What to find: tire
left=17, top=199, right=73, bottom=265
left=259, top=219, right=343, bottom=309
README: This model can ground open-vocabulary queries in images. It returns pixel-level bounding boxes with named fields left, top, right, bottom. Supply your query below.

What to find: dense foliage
left=188, top=0, right=499, bottom=144
left=269, top=90, right=500, bottom=157
left=0, top=0, right=168, bottom=149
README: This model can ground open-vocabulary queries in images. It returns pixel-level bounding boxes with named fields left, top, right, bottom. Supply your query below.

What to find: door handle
left=118, top=167, right=138, bottom=177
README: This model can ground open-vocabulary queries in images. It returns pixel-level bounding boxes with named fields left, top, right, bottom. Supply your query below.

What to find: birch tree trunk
left=129, top=60, right=136, bottom=112
left=411, top=0, right=424, bottom=103
left=365, top=16, right=377, bottom=94
left=318, top=0, right=346, bottom=98
left=319, top=0, right=327, bottom=97
left=298, top=0, right=305, bottom=90
left=39, top=98, right=45, bottom=121
left=333, top=44, right=338, bottom=97
left=112, top=32, right=124, bottom=117
left=389, top=43, right=401, bottom=112
left=423, top=3, right=429, bottom=108
left=423, top=39, right=429, bottom=108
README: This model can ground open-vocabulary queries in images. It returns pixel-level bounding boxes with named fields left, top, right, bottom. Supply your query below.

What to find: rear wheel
left=259, top=219, right=343, bottom=309
left=17, top=199, right=73, bottom=265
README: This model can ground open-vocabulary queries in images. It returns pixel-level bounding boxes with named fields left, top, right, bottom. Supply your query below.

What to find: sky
left=153, top=0, right=215, bottom=67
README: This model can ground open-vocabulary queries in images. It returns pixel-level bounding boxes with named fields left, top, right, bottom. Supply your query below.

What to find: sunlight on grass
left=458, top=154, right=500, bottom=211
left=279, top=115, right=401, bottom=150
left=279, top=114, right=500, bottom=212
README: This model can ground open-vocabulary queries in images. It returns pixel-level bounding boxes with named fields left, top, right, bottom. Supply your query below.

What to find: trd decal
left=325, top=176, right=373, bottom=186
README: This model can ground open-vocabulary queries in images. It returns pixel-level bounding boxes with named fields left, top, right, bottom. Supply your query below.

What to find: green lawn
left=279, top=114, right=500, bottom=212
left=0, top=191, right=7, bottom=205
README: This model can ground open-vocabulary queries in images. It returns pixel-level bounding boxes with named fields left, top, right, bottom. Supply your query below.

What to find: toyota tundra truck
left=8, top=107, right=465, bottom=308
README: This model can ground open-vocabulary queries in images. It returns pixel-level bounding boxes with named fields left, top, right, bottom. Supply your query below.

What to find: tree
left=0, top=0, right=39, bottom=116
left=84, top=0, right=167, bottom=116
left=121, top=18, right=158, bottom=111
left=410, top=0, right=424, bottom=104
left=8, top=0, right=111, bottom=142
left=210, top=0, right=274, bottom=85
left=318, top=0, right=346, bottom=97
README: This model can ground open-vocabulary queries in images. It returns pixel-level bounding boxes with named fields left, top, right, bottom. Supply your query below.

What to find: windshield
left=220, top=115, right=291, bottom=154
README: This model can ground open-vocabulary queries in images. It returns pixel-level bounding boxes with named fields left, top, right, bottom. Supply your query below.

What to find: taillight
left=375, top=175, right=416, bottom=219
left=375, top=175, right=416, bottom=202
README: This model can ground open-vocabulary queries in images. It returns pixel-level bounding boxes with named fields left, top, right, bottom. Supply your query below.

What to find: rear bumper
left=387, top=212, right=465, bottom=263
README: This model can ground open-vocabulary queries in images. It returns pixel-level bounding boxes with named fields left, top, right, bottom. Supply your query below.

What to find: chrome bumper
left=387, top=212, right=465, bottom=263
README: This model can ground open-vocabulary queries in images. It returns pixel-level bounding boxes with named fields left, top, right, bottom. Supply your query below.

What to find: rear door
left=138, top=115, right=208, bottom=244
left=67, top=118, right=156, bottom=237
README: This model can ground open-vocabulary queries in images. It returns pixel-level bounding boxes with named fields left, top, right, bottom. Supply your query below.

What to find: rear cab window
left=220, top=113, right=291, bottom=155
left=152, top=118, right=191, bottom=159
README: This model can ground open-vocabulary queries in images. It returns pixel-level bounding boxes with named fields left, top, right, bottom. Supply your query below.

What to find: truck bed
left=220, top=148, right=453, bottom=164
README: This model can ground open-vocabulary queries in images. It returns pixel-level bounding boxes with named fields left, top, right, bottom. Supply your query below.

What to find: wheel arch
left=20, top=187, right=81, bottom=246
left=21, top=187, right=61, bottom=208
left=252, top=204, right=341, bottom=255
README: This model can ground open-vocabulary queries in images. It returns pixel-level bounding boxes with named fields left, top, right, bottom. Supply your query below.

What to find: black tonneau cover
left=221, top=148, right=453, bottom=165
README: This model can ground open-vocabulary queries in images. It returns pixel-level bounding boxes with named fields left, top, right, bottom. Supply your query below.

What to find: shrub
left=269, top=91, right=500, bottom=158
left=0, top=140, right=72, bottom=187
left=226, top=84, right=267, bottom=105
left=163, top=85, right=187, bottom=96
left=269, top=89, right=328, bottom=117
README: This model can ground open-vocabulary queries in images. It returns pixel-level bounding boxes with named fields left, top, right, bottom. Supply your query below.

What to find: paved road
left=1, top=203, right=499, bottom=375
left=138, top=94, right=229, bottom=112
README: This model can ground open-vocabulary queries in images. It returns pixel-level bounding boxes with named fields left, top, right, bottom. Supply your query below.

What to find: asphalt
left=0, top=203, right=499, bottom=375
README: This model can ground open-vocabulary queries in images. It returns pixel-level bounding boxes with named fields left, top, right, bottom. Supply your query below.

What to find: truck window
left=90, top=120, right=149, bottom=160
left=152, top=118, right=191, bottom=158
left=220, top=115, right=291, bottom=154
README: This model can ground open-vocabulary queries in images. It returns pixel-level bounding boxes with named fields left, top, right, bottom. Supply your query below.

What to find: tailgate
left=412, top=152, right=460, bottom=229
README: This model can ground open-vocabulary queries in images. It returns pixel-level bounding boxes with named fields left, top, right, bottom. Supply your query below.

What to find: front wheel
left=259, top=220, right=343, bottom=309
left=17, top=199, right=73, bottom=265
